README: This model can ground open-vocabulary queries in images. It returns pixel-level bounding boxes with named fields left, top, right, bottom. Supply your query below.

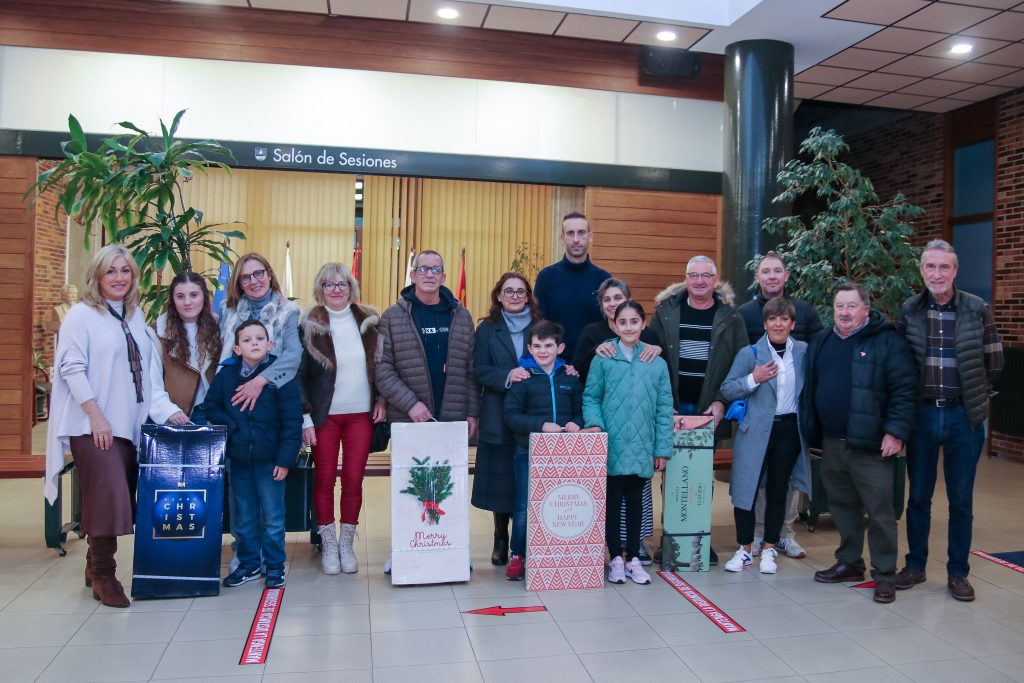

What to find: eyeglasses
left=240, top=269, right=267, bottom=285
left=323, top=282, right=351, bottom=292
left=686, top=272, right=716, bottom=280
left=414, top=265, right=444, bottom=275
left=502, top=288, right=528, bottom=298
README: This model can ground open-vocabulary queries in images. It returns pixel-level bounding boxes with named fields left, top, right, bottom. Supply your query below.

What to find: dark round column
left=721, top=39, right=794, bottom=296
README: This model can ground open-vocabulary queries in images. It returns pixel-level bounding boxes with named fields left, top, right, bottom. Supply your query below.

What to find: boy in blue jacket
left=203, top=320, right=302, bottom=589
left=503, top=320, right=584, bottom=581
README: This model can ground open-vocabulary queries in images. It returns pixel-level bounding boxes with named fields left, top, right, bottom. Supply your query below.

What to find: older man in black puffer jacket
left=801, top=283, right=918, bottom=605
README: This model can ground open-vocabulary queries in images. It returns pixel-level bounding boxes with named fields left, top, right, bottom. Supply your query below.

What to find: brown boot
left=89, top=536, right=130, bottom=608
left=84, top=538, right=93, bottom=588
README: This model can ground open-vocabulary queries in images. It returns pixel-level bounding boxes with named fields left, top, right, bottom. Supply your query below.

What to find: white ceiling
left=167, top=0, right=1024, bottom=112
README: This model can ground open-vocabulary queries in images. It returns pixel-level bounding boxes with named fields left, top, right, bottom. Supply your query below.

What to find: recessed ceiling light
left=656, top=30, right=677, bottom=42
left=437, top=7, right=459, bottom=20
left=950, top=43, right=973, bottom=55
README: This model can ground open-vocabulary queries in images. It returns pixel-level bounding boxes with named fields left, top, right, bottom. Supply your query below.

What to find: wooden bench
left=362, top=448, right=732, bottom=476
left=0, top=454, right=45, bottom=478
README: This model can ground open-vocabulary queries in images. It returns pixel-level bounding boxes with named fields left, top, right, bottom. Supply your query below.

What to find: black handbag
left=370, top=421, right=391, bottom=453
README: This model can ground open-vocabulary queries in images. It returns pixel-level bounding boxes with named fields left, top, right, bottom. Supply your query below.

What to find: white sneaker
left=318, top=523, right=341, bottom=575
left=607, top=556, right=626, bottom=584
left=751, top=537, right=764, bottom=556
left=625, top=557, right=651, bottom=585
left=339, top=523, right=359, bottom=574
left=759, top=546, right=779, bottom=574
left=776, top=538, right=807, bottom=558
left=724, top=547, right=753, bottom=572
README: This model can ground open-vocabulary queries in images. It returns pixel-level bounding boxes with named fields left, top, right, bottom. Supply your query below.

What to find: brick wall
left=845, top=112, right=946, bottom=248
left=843, top=99, right=1024, bottom=462
left=32, top=160, right=65, bottom=372
left=991, top=91, right=1024, bottom=462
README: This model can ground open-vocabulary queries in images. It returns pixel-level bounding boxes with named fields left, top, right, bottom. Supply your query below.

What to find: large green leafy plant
left=757, top=127, right=923, bottom=325
left=30, top=110, right=244, bottom=320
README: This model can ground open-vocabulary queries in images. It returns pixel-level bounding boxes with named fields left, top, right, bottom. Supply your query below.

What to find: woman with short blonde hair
left=297, top=262, right=384, bottom=574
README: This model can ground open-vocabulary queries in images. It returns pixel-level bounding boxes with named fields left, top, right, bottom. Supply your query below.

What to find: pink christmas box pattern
left=526, top=432, right=608, bottom=591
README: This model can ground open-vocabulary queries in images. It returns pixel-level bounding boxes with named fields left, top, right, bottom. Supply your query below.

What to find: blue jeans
left=230, top=461, right=287, bottom=573
left=511, top=446, right=530, bottom=557
left=905, top=404, right=986, bottom=577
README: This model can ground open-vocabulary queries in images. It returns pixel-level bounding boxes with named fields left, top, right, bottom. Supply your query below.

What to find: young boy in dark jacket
left=203, top=320, right=302, bottom=589
left=503, top=320, right=584, bottom=581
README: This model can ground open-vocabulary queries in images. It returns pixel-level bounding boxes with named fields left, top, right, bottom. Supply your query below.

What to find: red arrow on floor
left=464, top=605, right=548, bottom=616
left=851, top=581, right=876, bottom=589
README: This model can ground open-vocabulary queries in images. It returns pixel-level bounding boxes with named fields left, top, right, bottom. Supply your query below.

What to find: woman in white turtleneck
left=297, top=263, right=385, bottom=575
left=154, top=271, right=222, bottom=421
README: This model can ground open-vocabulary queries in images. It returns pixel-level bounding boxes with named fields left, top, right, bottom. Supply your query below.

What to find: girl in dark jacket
left=297, top=263, right=385, bottom=575
left=472, top=272, right=541, bottom=565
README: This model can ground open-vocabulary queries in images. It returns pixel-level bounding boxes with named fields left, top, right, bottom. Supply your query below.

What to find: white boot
left=318, top=523, right=341, bottom=575
left=339, top=523, right=359, bottom=574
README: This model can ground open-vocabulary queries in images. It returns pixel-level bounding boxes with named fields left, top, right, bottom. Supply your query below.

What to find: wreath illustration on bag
left=400, top=456, right=454, bottom=525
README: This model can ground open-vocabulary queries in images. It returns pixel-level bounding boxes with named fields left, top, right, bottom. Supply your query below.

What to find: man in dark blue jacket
left=801, top=284, right=917, bottom=604
left=203, top=320, right=302, bottom=590
left=534, top=212, right=611, bottom=360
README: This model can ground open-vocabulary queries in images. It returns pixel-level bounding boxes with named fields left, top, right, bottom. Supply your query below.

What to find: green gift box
left=661, top=416, right=715, bottom=572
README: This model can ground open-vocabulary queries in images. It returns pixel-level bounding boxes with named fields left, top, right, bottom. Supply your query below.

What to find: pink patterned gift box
left=526, top=432, right=608, bottom=591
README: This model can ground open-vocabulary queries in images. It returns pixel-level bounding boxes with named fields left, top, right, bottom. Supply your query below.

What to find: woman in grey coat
left=720, top=297, right=811, bottom=574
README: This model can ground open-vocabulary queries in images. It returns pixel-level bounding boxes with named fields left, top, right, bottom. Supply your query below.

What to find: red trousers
left=311, top=412, right=372, bottom=525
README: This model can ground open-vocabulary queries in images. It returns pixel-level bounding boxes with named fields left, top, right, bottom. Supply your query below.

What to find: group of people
left=44, top=210, right=1002, bottom=608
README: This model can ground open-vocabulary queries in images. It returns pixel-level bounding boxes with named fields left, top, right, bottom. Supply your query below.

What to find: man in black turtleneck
left=534, top=212, right=610, bottom=360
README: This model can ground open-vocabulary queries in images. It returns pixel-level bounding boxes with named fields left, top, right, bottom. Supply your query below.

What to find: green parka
left=582, top=342, right=675, bottom=478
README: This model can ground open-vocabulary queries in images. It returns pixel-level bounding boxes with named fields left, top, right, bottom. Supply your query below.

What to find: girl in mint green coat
left=584, top=301, right=674, bottom=585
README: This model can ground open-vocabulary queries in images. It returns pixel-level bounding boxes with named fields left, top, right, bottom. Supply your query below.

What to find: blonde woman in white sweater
left=297, top=263, right=385, bottom=574
left=45, top=244, right=186, bottom=608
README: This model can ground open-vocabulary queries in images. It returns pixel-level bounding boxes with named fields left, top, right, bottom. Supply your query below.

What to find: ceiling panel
left=934, top=0, right=1020, bottom=8
left=483, top=5, right=564, bottom=34
left=408, top=0, right=488, bottom=27
left=251, top=0, right=328, bottom=12
left=896, top=3, right=1000, bottom=33
left=915, top=35, right=1011, bottom=59
left=868, top=92, right=936, bottom=108
left=795, top=65, right=867, bottom=85
left=825, top=0, right=932, bottom=26
left=960, top=11, right=1024, bottom=41
left=899, top=78, right=972, bottom=96
left=817, top=86, right=888, bottom=104
left=625, top=23, right=709, bottom=49
left=169, top=0, right=248, bottom=6
left=822, top=47, right=905, bottom=70
left=938, top=60, right=1018, bottom=82
left=914, top=97, right=972, bottom=112
left=845, top=71, right=921, bottom=90
left=975, top=41, right=1024, bottom=66
left=856, top=26, right=949, bottom=52
left=556, top=13, right=638, bottom=41
left=794, top=82, right=835, bottom=99
left=988, top=69, right=1024, bottom=87
left=949, top=82, right=1015, bottom=100
left=880, top=54, right=963, bottom=76
left=330, top=0, right=409, bottom=20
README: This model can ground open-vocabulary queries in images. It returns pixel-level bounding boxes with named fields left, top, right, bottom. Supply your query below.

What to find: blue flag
left=212, top=259, right=230, bottom=314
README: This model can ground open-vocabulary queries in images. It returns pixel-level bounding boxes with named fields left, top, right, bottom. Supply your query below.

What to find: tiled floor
left=4, top=453, right=1024, bottom=682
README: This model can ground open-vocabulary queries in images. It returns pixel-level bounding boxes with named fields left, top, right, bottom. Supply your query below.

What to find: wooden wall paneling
left=587, top=186, right=722, bottom=316
left=0, top=155, right=36, bottom=456
left=0, top=0, right=724, bottom=101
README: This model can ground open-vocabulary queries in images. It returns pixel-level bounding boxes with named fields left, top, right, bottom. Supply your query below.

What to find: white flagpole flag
left=284, top=241, right=294, bottom=299
left=404, top=248, right=416, bottom=288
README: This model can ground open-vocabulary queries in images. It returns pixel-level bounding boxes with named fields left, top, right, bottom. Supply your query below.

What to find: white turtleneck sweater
left=327, top=304, right=372, bottom=416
